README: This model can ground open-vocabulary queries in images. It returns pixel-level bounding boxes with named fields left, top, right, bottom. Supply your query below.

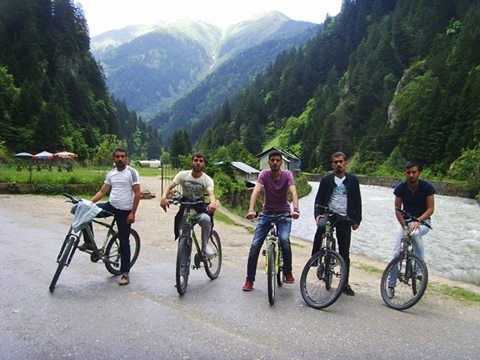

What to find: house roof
left=231, top=161, right=260, bottom=174
left=255, top=147, right=300, bottom=160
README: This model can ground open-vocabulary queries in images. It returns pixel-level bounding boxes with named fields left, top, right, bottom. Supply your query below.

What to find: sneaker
left=119, top=273, right=130, bottom=286
left=203, top=244, right=214, bottom=257
left=285, top=272, right=295, bottom=283
left=77, top=242, right=94, bottom=251
left=242, top=280, right=253, bottom=291
left=387, top=286, right=395, bottom=299
left=343, top=284, right=355, bottom=296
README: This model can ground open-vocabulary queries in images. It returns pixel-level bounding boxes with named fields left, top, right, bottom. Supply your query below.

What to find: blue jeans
left=246, top=213, right=292, bottom=282
left=387, top=220, right=431, bottom=288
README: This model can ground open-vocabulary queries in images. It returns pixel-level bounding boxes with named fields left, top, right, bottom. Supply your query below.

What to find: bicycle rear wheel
left=380, top=253, right=428, bottom=310
left=300, top=250, right=347, bottom=309
left=267, top=242, right=276, bottom=305
left=104, top=229, right=141, bottom=275
left=176, top=236, right=192, bottom=295
left=49, top=234, right=77, bottom=292
left=204, top=230, right=222, bottom=279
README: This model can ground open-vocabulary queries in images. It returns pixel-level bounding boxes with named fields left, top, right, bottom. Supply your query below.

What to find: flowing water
left=292, top=182, right=480, bottom=285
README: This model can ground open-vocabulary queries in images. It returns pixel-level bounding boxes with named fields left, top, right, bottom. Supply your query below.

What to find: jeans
left=97, top=202, right=132, bottom=274
left=312, top=215, right=352, bottom=284
left=246, top=213, right=292, bottom=282
left=387, top=220, right=431, bottom=288
left=179, top=212, right=212, bottom=250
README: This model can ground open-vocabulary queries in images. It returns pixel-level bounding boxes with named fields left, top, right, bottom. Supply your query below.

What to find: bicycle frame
left=179, top=205, right=204, bottom=269
left=264, top=223, right=281, bottom=275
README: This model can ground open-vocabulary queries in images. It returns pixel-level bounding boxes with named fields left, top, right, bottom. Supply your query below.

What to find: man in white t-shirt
left=160, top=152, right=217, bottom=256
left=79, top=148, right=141, bottom=286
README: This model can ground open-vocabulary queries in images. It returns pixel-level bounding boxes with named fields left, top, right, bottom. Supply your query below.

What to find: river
left=291, top=182, right=480, bottom=285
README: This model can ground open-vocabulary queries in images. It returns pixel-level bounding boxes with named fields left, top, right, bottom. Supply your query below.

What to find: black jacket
left=314, top=172, right=362, bottom=225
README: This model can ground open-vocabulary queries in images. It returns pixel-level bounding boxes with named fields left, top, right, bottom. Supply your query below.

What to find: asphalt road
left=0, top=206, right=479, bottom=359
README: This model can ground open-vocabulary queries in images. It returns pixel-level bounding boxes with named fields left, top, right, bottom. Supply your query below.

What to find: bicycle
left=170, top=197, right=222, bottom=296
left=300, top=206, right=348, bottom=309
left=49, top=193, right=141, bottom=292
left=380, top=208, right=430, bottom=310
left=256, top=213, right=289, bottom=305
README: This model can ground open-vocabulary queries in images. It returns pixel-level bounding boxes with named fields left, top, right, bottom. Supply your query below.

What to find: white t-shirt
left=105, top=165, right=140, bottom=210
left=328, top=176, right=348, bottom=216
left=172, top=170, right=214, bottom=200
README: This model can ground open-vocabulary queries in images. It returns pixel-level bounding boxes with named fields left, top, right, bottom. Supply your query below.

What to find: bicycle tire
left=104, top=229, right=141, bottom=275
left=267, top=242, right=276, bottom=305
left=176, top=236, right=192, bottom=296
left=49, top=235, right=76, bottom=292
left=276, top=246, right=284, bottom=287
left=300, top=250, right=347, bottom=309
left=380, top=253, right=428, bottom=310
left=204, top=230, right=222, bottom=279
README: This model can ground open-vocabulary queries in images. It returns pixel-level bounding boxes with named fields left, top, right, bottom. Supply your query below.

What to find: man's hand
left=127, top=213, right=135, bottom=224
left=409, top=221, right=420, bottom=233
left=160, top=197, right=169, bottom=212
left=315, top=215, right=324, bottom=224
left=207, top=203, right=216, bottom=215
left=352, top=223, right=360, bottom=230
left=291, top=210, right=300, bottom=220
left=246, top=211, right=256, bottom=220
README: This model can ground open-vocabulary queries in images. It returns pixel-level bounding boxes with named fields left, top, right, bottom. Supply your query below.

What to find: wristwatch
left=293, top=208, right=300, bottom=213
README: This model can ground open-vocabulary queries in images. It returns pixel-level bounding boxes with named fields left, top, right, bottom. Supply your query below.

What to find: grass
left=430, top=284, right=480, bottom=303
left=214, top=210, right=255, bottom=234
left=354, top=263, right=383, bottom=274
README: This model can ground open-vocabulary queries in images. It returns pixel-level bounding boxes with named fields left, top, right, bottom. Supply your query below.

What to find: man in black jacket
left=312, top=151, right=362, bottom=296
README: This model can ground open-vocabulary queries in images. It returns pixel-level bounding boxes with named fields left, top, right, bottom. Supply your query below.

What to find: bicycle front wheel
left=300, top=250, right=347, bottom=309
left=267, top=242, right=276, bottom=305
left=104, top=229, right=141, bottom=275
left=49, top=235, right=77, bottom=292
left=380, top=253, right=428, bottom=310
left=204, top=230, right=222, bottom=279
left=276, top=246, right=284, bottom=287
left=176, top=236, right=192, bottom=296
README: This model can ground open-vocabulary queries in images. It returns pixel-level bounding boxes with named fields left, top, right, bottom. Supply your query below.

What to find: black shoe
left=343, top=284, right=355, bottom=296
left=78, top=242, right=94, bottom=251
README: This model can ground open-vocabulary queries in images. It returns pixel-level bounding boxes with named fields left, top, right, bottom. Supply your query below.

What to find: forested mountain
left=151, top=24, right=318, bottom=142
left=0, top=0, right=161, bottom=160
left=199, top=0, right=480, bottom=179
left=91, top=13, right=316, bottom=122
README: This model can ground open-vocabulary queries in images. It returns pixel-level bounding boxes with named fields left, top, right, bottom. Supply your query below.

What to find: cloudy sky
left=78, top=0, right=343, bottom=36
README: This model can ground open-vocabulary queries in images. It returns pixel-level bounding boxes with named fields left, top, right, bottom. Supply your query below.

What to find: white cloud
left=77, top=0, right=342, bottom=36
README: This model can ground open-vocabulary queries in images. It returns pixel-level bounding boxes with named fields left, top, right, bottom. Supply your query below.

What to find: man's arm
left=206, top=189, right=217, bottom=214
left=92, top=183, right=111, bottom=203
left=127, top=184, right=141, bottom=224
left=394, top=196, right=406, bottom=227
left=410, top=194, right=434, bottom=231
left=246, top=183, right=263, bottom=219
left=289, top=184, right=300, bottom=219
left=352, top=176, right=362, bottom=230
left=159, top=182, right=177, bottom=212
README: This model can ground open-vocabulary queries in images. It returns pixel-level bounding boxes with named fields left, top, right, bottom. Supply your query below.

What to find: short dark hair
left=191, top=152, right=206, bottom=162
left=113, top=148, right=128, bottom=157
left=331, top=151, right=346, bottom=161
left=404, top=161, right=422, bottom=171
left=268, top=150, right=283, bottom=160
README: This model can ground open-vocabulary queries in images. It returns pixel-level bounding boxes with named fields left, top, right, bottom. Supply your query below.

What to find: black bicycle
left=49, top=193, right=141, bottom=292
left=300, top=206, right=348, bottom=309
left=170, top=198, right=222, bottom=295
left=380, top=208, right=430, bottom=310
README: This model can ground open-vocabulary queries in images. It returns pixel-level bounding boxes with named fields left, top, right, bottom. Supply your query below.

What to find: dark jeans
left=97, top=202, right=132, bottom=274
left=246, top=213, right=292, bottom=282
left=312, top=215, right=352, bottom=284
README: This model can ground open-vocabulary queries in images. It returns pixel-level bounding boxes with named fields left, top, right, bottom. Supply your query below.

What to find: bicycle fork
left=56, top=230, right=80, bottom=266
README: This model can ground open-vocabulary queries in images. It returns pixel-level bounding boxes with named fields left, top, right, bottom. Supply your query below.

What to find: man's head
left=112, top=148, right=128, bottom=170
left=331, top=151, right=347, bottom=176
left=191, top=152, right=206, bottom=173
left=404, top=162, right=422, bottom=184
left=268, top=151, right=283, bottom=171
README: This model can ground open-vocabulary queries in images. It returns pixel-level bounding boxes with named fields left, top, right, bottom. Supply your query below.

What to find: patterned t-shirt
left=328, top=176, right=347, bottom=216
left=172, top=170, right=214, bottom=200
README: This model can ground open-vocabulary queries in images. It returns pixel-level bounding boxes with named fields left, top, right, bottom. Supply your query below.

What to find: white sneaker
left=203, top=244, right=214, bottom=257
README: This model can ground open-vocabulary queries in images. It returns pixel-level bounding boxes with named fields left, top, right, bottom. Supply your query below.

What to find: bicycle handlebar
left=315, top=205, right=356, bottom=224
left=168, top=197, right=206, bottom=206
left=63, top=193, right=79, bottom=204
left=395, top=208, right=432, bottom=230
